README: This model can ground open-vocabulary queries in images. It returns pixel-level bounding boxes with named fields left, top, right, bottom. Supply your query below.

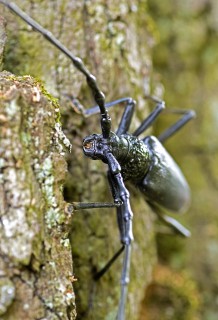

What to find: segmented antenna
left=0, top=0, right=111, bottom=138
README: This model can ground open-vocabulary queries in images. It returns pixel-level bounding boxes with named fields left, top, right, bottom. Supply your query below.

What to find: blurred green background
left=143, top=1, right=218, bottom=319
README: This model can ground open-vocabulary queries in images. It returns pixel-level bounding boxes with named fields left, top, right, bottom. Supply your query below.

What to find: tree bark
left=0, top=70, right=75, bottom=319
left=0, top=1, right=157, bottom=319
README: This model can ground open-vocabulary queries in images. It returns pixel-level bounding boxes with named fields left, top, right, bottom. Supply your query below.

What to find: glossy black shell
left=137, top=136, right=190, bottom=213
left=114, top=134, right=190, bottom=213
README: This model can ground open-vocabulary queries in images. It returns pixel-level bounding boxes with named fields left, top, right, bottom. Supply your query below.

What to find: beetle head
left=83, top=134, right=111, bottom=162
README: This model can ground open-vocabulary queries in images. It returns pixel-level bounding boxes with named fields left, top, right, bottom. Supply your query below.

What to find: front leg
left=106, top=153, right=133, bottom=320
left=106, top=153, right=134, bottom=245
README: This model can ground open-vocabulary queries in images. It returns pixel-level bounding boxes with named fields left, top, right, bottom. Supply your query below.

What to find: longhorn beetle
left=0, top=2, right=196, bottom=319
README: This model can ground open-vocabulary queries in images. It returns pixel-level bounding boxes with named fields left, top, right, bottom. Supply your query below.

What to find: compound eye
left=83, top=141, right=93, bottom=149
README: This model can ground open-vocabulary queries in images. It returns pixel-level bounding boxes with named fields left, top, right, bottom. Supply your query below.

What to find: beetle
left=0, top=2, right=196, bottom=319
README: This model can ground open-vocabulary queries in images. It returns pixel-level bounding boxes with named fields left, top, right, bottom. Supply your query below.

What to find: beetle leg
left=158, top=109, right=196, bottom=142
left=106, top=152, right=133, bottom=319
left=117, top=243, right=131, bottom=320
left=65, top=201, right=120, bottom=214
left=148, top=202, right=191, bottom=237
left=84, top=97, right=136, bottom=134
left=116, top=98, right=136, bottom=135
left=106, top=153, right=134, bottom=243
left=133, top=99, right=165, bottom=136
left=158, top=213, right=191, bottom=238
left=94, top=245, right=125, bottom=280
left=84, top=97, right=135, bottom=117
left=107, top=170, right=125, bottom=237
left=93, top=244, right=132, bottom=320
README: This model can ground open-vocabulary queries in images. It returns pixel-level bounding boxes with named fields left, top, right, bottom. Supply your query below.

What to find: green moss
left=5, top=74, right=61, bottom=125
left=20, top=132, right=31, bottom=146
left=37, top=80, right=60, bottom=111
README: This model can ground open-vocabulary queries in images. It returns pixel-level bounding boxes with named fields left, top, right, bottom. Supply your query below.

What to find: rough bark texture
left=0, top=71, right=75, bottom=319
left=0, top=1, right=158, bottom=320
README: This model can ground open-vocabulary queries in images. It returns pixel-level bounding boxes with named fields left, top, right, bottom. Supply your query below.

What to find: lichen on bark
left=0, top=71, right=76, bottom=319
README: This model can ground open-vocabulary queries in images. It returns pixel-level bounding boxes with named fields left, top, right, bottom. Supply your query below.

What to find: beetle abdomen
left=138, top=136, right=190, bottom=213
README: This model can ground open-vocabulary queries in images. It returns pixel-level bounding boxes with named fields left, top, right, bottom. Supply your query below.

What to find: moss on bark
left=0, top=71, right=76, bottom=319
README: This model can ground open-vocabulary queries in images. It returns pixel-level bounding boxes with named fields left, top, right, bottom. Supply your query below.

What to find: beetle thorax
left=113, top=134, right=152, bottom=182
left=83, top=132, right=151, bottom=182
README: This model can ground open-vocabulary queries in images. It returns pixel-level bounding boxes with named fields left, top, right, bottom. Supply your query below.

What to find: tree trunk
left=0, top=70, right=76, bottom=319
left=0, top=1, right=157, bottom=319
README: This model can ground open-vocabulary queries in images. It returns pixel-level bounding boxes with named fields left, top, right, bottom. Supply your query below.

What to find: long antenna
left=0, top=0, right=111, bottom=137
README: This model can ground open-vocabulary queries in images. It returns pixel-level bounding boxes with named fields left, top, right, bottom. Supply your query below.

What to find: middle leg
left=133, top=96, right=165, bottom=137
left=157, top=108, right=196, bottom=143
